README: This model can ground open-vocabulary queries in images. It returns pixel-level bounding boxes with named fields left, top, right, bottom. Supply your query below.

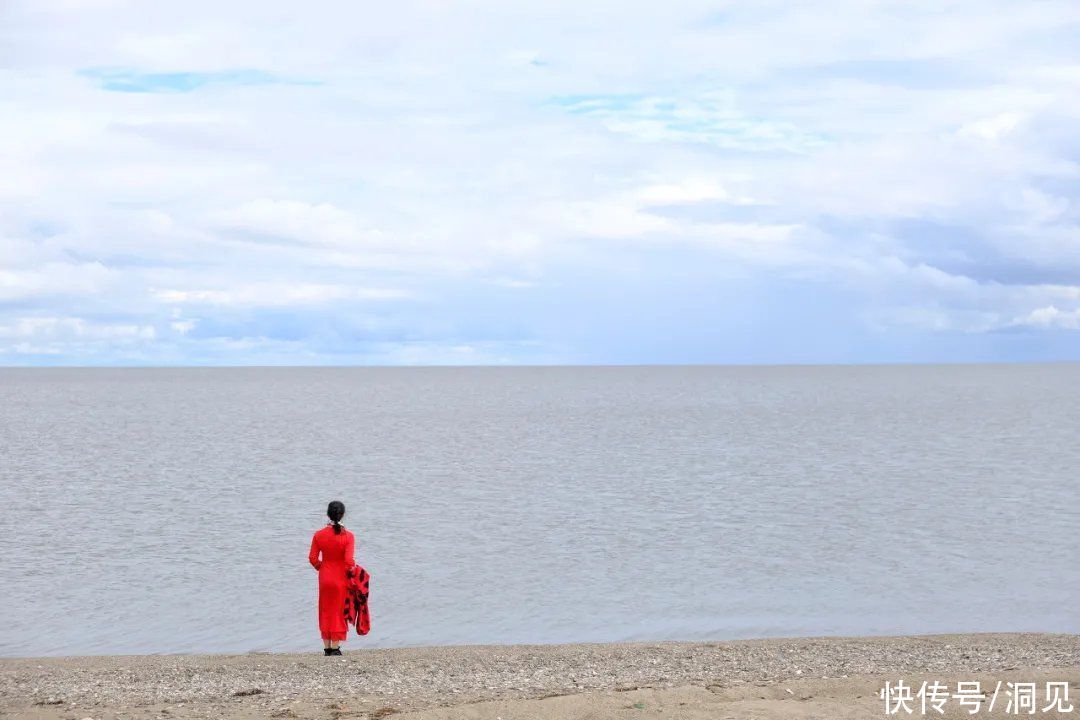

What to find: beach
left=3, top=633, right=1078, bottom=719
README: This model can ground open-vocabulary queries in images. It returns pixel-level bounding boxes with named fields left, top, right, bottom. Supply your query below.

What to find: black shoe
left=323, top=648, right=332, bottom=656
left=329, top=648, right=343, bottom=656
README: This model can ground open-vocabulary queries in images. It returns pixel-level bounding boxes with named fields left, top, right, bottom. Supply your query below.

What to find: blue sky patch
left=79, top=68, right=319, bottom=93
left=548, top=92, right=828, bottom=153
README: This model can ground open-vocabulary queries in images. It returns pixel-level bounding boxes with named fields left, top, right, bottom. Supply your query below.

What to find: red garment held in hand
left=308, top=525, right=355, bottom=642
left=345, top=565, right=371, bottom=636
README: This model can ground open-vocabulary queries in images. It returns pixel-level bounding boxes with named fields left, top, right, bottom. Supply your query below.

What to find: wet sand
left=2, top=634, right=1078, bottom=719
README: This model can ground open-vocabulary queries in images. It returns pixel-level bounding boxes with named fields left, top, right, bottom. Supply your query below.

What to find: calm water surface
left=0, top=365, right=1077, bottom=657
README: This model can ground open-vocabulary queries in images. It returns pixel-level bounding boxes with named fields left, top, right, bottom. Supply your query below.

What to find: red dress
left=308, top=525, right=356, bottom=641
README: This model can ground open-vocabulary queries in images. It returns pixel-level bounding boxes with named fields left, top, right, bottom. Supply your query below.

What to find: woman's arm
left=308, top=534, right=322, bottom=570
left=345, top=531, right=356, bottom=569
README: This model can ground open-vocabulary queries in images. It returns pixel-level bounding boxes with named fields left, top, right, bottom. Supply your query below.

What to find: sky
left=1, top=1, right=1079, bottom=366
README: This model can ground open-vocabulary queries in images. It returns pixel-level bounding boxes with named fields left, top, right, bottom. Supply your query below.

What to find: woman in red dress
left=308, top=500, right=355, bottom=656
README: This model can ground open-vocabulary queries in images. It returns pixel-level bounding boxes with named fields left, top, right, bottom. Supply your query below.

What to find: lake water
left=0, top=365, right=1077, bottom=657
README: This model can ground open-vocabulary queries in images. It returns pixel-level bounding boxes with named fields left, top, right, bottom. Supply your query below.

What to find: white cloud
left=0, top=317, right=156, bottom=342
left=154, top=283, right=411, bottom=307
left=0, top=263, right=113, bottom=301
left=170, top=319, right=198, bottom=335
left=549, top=198, right=673, bottom=238
left=1013, top=305, right=1080, bottom=330
left=958, top=112, right=1026, bottom=141
left=635, top=180, right=737, bottom=205
left=1, top=0, right=1079, bottom=363
left=216, top=200, right=384, bottom=248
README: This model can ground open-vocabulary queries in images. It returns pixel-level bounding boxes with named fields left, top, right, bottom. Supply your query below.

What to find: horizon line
left=2, top=359, right=1079, bottom=371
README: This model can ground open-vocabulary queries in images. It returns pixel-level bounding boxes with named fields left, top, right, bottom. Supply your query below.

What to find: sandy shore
left=2, top=634, right=1078, bottom=719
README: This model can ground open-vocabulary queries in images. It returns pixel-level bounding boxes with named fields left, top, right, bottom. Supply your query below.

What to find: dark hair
left=327, top=501, right=346, bottom=534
